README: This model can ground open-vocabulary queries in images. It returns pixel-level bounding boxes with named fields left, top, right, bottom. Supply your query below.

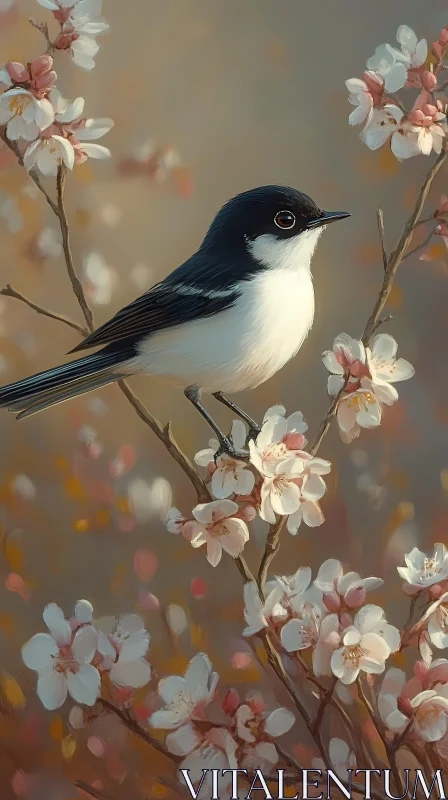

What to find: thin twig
left=390, top=718, right=414, bottom=754
left=403, top=227, right=437, bottom=261
left=73, top=781, right=119, bottom=800
left=257, top=516, right=287, bottom=593
left=29, top=19, right=54, bottom=52
left=0, top=284, right=88, bottom=336
left=376, top=207, right=388, bottom=271
left=0, top=128, right=59, bottom=215
left=97, top=698, right=179, bottom=761
left=313, top=675, right=337, bottom=736
left=357, top=677, right=405, bottom=796
left=57, top=167, right=95, bottom=332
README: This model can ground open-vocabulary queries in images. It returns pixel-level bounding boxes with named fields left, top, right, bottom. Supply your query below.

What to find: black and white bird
left=0, top=185, right=349, bottom=455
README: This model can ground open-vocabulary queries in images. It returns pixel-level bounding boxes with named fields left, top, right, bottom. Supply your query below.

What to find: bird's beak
left=307, top=210, right=351, bottom=230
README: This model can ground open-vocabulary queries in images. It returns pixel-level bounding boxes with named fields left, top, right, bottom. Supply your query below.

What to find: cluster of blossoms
left=346, top=24, right=447, bottom=159
left=243, top=561, right=399, bottom=685
left=36, top=0, right=109, bottom=70
left=323, top=332, right=414, bottom=443
left=0, top=0, right=112, bottom=175
left=148, top=652, right=296, bottom=789
left=22, top=600, right=151, bottom=710
left=165, top=407, right=331, bottom=568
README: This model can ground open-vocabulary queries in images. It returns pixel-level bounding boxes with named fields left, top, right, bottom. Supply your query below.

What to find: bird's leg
left=184, top=385, right=248, bottom=461
left=212, top=392, right=261, bottom=441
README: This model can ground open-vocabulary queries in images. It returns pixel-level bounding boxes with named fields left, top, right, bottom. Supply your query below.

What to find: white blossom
left=237, top=704, right=295, bottom=770
left=22, top=602, right=100, bottom=710
left=195, top=421, right=254, bottom=499
left=23, top=135, right=75, bottom=176
left=150, top=653, right=218, bottom=729
left=249, top=406, right=308, bottom=478
left=378, top=668, right=408, bottom=732
left=330, top=606, right=398, bottom=685
left=313, top=738, right=356, bottom=779
left=411, top=689, right=448, bottom=742
left=315, top=558, right=383, bottom=607
left=187, top=499, right=249, bottom=567
left=398, top=544, right=448, bottom=588
left=0, top=88, right=53, bottom=141
left=421, top=593, right=448, bottom=650
left=366, top=334, right=415, bottom=403
left=97, top=613, right=151, bottom=688
left=259, top=457, right=304, bottom=522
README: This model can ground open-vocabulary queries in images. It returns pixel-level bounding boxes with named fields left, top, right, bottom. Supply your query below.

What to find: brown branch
left=97, top=698, right=179, bottom=761
left=56, top=167, right=95, bottom=332
left=376, top=207, right=388, bottom=271
left=74, top=781, right=119, bottom=800
left=257, top=515, right=287, bottom=593
left=312, top=675, right=337, bottom=736
left=0, top=284, right=88, bottom=336
left=403, top=227, right=437, bottom=261
left=357, top=677, right=405, bottom=796
left=362, top=147, right=447, bottom=344
left=29, top=18, right=54, bottom=52
left=0, top=128, right=59, bottom=215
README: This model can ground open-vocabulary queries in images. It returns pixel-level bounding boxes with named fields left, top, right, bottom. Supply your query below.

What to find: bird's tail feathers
left=0, top=349, right=130, bottom=419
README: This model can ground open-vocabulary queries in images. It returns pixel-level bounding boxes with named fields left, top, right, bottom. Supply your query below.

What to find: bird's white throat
left=248, top=228, right=323, bottom=272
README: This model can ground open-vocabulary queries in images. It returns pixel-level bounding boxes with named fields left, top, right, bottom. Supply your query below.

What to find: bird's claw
left=214, top=437, right=249, bottom=463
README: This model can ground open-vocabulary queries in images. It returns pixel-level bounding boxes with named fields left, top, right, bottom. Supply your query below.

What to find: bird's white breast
left=132, top=229, right=321, bottom=393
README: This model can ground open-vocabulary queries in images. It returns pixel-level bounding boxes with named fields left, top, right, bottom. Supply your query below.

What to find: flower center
left=343, top=644, right=364, bottom=666
left=9, top=95, right=31, bottom=116
left=52, top=645, right=78, bottom=676
left=168, top=690, right=196, bottom=722
left=420, top=557, right=439, bottom=580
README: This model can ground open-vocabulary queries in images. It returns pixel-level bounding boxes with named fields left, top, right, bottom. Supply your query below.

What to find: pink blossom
left=408, top=93, right=447, bottom=155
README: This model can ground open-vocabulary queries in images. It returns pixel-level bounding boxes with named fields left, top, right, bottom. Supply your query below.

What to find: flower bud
left=323, top=591, right=341, bottom=612
left=428, top=583, right=443, bottom=599
left=30, top=55, right=54, bottom=77
left=345, top=586, right=366, bottom=608
left=422, top=71, right=437, bottom=92
left=397, top=696, right=412, bottom=717
left=414, top=660, right=429, bottom=679
left=440, top=29, right=448, bottom=45
left=239, top=505, right=257, bottom=522
left=340, top=612, right=352, bottom=630
left=222, top=688, right=240, bottom=716
left=6, top=61, right=29, bottom=83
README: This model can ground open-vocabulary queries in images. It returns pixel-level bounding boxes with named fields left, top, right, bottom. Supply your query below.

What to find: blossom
left=345, top=72, right=384, bottom=127
left=185, top=499, right=249, bottom=567
left=55, top=1, right=109, bottom=71
left=411, top=688, right=448, bottom=742
left=330, top=606, right=398, bottom=684
left=236, top=699, right=295, bottom=770
left=1, top=57, right=57, bottom=98
left=167, top=726, right=238, bottom=794
left=323, top=333, right=368, bottom=396
left=166, top=506, right=186, bottom=534
left=23, top=135, right=75, bottom=176
left=0, top=88, right=54, bottom=141
left=362, top=104, right=419, bottom=159
left=313, top=738, right=356, bottom=779
left=242, top=582, right=270, bottom=636
left=249, top=406, right=308, bottom=477
left=315, top=558, right=383, bottom=610
left=22, top=602, right=100, bottom=710
left=195, top=420, right=254, bottom=499
left=150, top=653, right=218, bottom=729
left=407, top=98, right=446, bottom=157
left=366, top=47, right=408, bottom=93
left=378, top=668, right=409, bottom=732
left=70, top=117, right=113, bottom=163
left=366, top=334, right=415, bottom=403
left=97, top=614, right=151, bottom=688
left=285, top=454, right=330, bottom=533
left=366, top=26, right=427, bottom=93
left=421, top=593, right=448, bottom=650
left=398, top=544, right=448, bottom=589
left=281, top=606, right=340, bottom=677
left=259, top=457, right=305, bottom=522
left=49, top=88, right=85, bottom=124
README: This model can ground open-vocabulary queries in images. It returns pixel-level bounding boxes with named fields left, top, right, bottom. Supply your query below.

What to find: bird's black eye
left=274, top=210, right=296, bottom=230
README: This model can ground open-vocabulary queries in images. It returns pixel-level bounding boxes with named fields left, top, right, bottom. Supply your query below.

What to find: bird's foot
left=214, top=436, right=249, bottom=463
left=247, top=423, right=261, bottom=442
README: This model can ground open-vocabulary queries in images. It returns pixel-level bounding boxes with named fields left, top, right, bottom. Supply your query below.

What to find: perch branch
left=98, top=698, right=179, bottom=761
left=0, top=284, right=88, bottom=336
left=376, top=207, right=388, bottom=271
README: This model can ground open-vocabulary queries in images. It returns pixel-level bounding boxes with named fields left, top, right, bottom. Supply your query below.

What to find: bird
left=0, top=185, right=350, bottom=457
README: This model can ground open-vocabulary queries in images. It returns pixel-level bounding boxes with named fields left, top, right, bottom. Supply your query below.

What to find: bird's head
left=201, top=185, right=350, bottom=274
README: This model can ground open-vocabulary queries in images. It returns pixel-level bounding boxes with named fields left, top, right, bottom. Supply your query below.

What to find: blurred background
left=0, top=0, right=447, bottom=797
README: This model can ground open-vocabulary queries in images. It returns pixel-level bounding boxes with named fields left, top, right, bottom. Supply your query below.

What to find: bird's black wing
left=70, top=252, right=240, bottom=354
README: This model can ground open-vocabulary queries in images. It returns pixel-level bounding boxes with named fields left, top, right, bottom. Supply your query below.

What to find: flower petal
left=22, top=633, right=58, bottom=671
left=67, top=663, right=100, bottom=705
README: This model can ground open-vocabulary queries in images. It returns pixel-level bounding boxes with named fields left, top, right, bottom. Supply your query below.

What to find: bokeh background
left=0, top=0, right=447, bottom=797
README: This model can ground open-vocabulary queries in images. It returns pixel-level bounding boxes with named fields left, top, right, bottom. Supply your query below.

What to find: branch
left=257, top=516, right=287, bottom=593
left=56, top=167, right=95, bottom=333
left=97, top=698, right=179, bottom=761
left=0, top=128, right=59, bottom=215
left=73, top=782, right=119, bottom=800
left=312, top=675, right=337, bottom=736
left=357, top=677, right=405, bottom=796
left=0, top=284, right=88, bottom=336
left=403, top=227, right=437, bottom=262
left=376, top=207, right=388, bottom=271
